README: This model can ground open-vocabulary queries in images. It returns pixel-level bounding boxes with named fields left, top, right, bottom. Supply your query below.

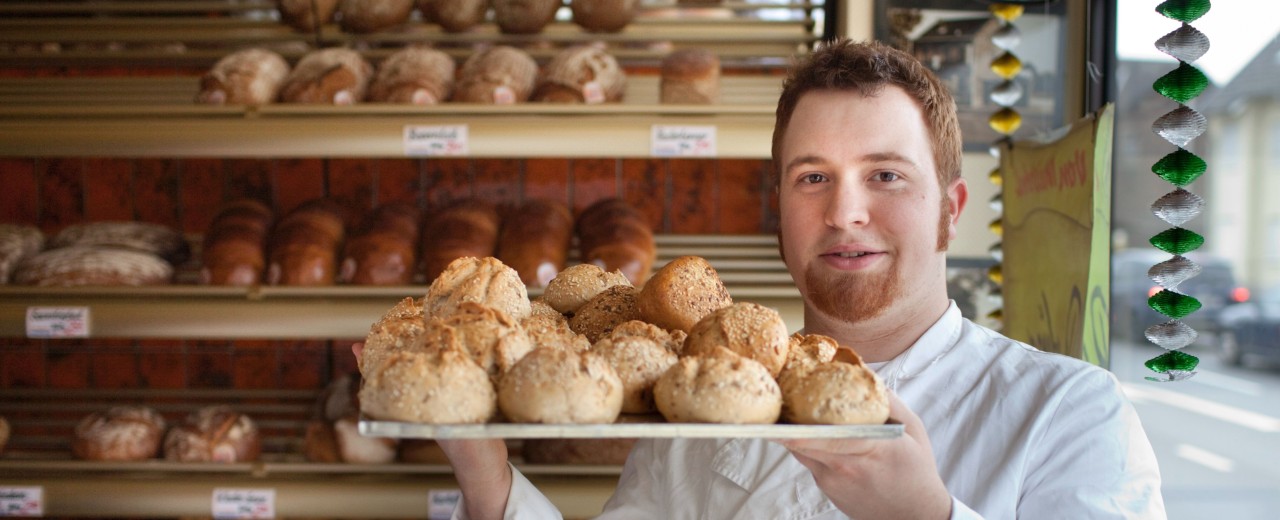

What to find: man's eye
left=873, top=171, right=900, bottom=182
left=801, top=173, right=826, bottom=184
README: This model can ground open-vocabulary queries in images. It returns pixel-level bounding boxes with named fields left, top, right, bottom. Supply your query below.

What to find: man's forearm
left=441, top=439, right=513, bottom=520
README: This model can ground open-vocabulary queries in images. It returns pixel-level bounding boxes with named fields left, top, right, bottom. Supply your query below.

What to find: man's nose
left=824, top=183, right=871, bottom=228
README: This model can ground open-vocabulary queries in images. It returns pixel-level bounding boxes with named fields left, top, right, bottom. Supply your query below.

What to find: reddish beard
left=804, top=256, right=902, bottom=322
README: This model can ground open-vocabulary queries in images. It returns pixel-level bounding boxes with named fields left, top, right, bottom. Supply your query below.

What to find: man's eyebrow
left=782, top=154, right=825, bottom=174
left=784, top=152, right=919, bottom=174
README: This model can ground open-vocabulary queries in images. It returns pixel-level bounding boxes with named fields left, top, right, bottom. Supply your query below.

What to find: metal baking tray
left=359, top=415, right=903, bottom=440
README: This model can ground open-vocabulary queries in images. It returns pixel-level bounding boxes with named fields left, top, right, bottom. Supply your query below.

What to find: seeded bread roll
left=777, top=332, right=839, bottom=389
left=279, top=48, right=374, bottom=105
left=72, top=406, right=167, bottom=461
left=0, top=223, right=44, bottom=284
left=522, top=313, right=591, bottom=352
left=571, top=0, right=639, bottom=33
left=421, top=199, right=501, bottom=282
left=492, top=0, right=559, bottom=34
left=360, top=344, right=496, bottom=424
left=661, top=48, right=720, bottom=104
left=436, top=301, right=535, bottom=382
left=575, top=198, right=656, bottom=285
left=569, top=284, right=641, bottom=343
left=496, top=199, right=574, bottom=288
left=593, top=335, right=677, bottom=413
left=359, top=298, right=429, bottom=376
left=419, top=0, right=487, bottom=32
left=196, top=48, right=290, bottom=106
left=278, top=0, right=339, bottom=32
left=424, top=256, right=532, bottom=320
left=14, top=246, right=173, bottom=287
left=339, top=202, right=421, bottom=285
left=653, top=347, right=782, bottom=424
left=636, top=255, right=732, bottom=333
left=528, top=298, right=566, bottom=321
left=604, top=319, right=686, bottom=354
left=542, top=263, right=631, bottom=315
left=452, top=46, right=538, bottom=104
left=498, top=347, right=623, bottom=424
left=51, top=221, right=189, bottom=265
left=163, top=406, right=261, bottom=463
left=781, top=348, right=890, bottom=425
left=533, top=45, right=626, bottom=104
left=201, top=199, right=273, bottom=286
left=683, top=302, right=790, bottom=378
left=368, top=46, right=456, bottom=105
left=337, top=0, right=415, bottom=33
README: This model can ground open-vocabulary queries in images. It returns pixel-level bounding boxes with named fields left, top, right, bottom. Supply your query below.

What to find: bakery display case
left=0, top=1, right=836, bottom=517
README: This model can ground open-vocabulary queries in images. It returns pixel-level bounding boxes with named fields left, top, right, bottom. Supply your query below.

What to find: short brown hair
left=771, top=39, right=962, bottom=189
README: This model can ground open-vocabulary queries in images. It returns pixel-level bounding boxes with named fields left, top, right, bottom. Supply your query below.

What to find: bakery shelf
left=0, top=234, right=802, bottom=339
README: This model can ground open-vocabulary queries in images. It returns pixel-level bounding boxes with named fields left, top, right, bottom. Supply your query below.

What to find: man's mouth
left=828, top=251, right=873, bottom=258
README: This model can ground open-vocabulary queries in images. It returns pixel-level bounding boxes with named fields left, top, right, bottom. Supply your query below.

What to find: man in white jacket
left=407, top=38, right=1165, bottom=519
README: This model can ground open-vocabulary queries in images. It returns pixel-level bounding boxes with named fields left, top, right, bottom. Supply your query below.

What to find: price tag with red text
left=212, top=488, right=274, bottom=519
left=651, top=125, right=717, bottom=157
left=404, top=125, right=469, bottom=156
left=0, top=487, right=44, bottom=517
left=26, top=307, right=90, bottom=338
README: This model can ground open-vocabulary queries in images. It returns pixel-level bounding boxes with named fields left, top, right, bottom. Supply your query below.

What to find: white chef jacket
left=455, top=302, right=1165, bottom=519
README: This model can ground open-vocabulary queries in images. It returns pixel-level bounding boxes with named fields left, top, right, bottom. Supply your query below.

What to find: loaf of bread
left=14, top=246, right=173, bottom=287
left=424, top=256, right=532, bottom=320
left=569, top=284, right=640, bottom=343
left=683, top=302, right=790, bottom=378
left=196, top=48, right=290, bottom=106
left=661, top=48, right=720, bottom=104
left=635, top=255, right=732, bottom=333
left=592, top=334, right=677, bottom=413
left=571, top=0, right=639, bottom=33
left=277, top=0, right=339, bottom=32
left=654, top=346, right=782, bottom=424
left=575, top=198, right=656, bottom=285
left=201, top=198, right=274, bottom=286
left=267, top=198, right=349, bottom=286
left=0, top=223, right=44, bottom=284
left=492, top=0, right=560, bottom=34
left=359, top=341, right=497, bottom=424
left=339, top=202, right=421, bottom=285
left=163, top=405, right=261, bottom=463
left=337, top=0, right=415, bottom=33
left=497, top=347, right=623, bottom=424
left=50, top=221, right=190, bottom=265
left=542, top=263, right=631, bottom=315
left=368, top=46, right=456, bottom=105
left=533, top=45, right=626, bottom=104
left=418, top=0, right=487, bottom=33
left=421, top=199, right=501, bottom=282
left=279, top=48, right=374, bottom=105
left=72, top=406, right=167, bottom=461
left=496, top=199, right=573, bottom=288
left=452, top=46, right=538, bottom=104
left=780, top=347, right=890, bottom=426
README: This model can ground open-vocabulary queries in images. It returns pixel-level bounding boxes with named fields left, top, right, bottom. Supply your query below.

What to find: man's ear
left=946, top=177, right=968, bottom=241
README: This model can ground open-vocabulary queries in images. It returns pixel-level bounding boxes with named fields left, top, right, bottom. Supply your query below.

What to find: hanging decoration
left=1144, top=0, right=1211, bottom=382
left=984, top=2, right=1027, bottom=328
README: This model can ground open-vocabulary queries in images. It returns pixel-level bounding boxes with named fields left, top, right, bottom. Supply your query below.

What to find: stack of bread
left=267, top=198, right=349, bottom=286
left=13, top=221, right=186, bottom=287
left=201, top=198, right=274, bottom=286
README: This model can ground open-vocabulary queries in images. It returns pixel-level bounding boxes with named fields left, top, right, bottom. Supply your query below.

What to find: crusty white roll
left=661, top=47, right=720, bottom=104
left=452, top=46, right=538, bottom=104
left=604, top=319, right=686, bottom=355
left=418, top=0, right=487, bottom=32
left=50, top=221, right=189, bottom=265
left=339, top=202, right=421, bottom=285
left=653, top=347, right=782, bottom=424
left=498, top=347, right=623, bottom=424
left=542, top=263, right=631, bottom=315
left=777, top=332, right=839, bottom=389
left=360, top=345, right=496, bottom=424
left=683, top=302, right=790, bottom=378
left=278, top=0, right=340, bottom=32
left=569, top=284, right=641, bottom=343
left=492, top=0, right=560, bottom=34
left=71, top=406, right=166, bottom=461
left=163, top=406, right=261, bottom=463
left=196, top=48, right=290, bottom=106
left=436, top=301, right=535, bottom=382
left=14, top=246, right=173, bottom=287
left=522, top=313, right=591, bottom=352
left=575, top=198, right=656, bottom=285
left=424, top=256, right=532, bottom=320
left=533, top=45, right=626, bottom=104
left=496, top=198, right=574, bottom=288
left=528, top=298, right=566, bottom=321
left=201, top=198, right=274, bottom=286
left=636, top=255, right=732, bottom=333
left=337, top=0, right=415, bottom=33
left=571, top=0, right=639, bottom=33
left=359, top=299, right=429, bottom=376
left=593, top=335, right=677, bottom=413
left=368, top=46, right=456, bottom=105
left=0, top=223, right=44, bottom=285
left=421, top=199, right=501, bottom=282
left=780, top=348, right=890, bottom=425
left=279, top=48, right=374, bottom=105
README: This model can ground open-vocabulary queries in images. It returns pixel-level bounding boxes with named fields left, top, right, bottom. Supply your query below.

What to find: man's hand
left=775, top=392, right=952, bottom=519
left=351, top=342, right=513, bottom=520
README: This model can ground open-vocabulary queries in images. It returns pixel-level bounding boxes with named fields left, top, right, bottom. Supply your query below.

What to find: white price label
left=427, top=489, right=461, bottom=520
left=26, top=307, right=90, bottom=338
left=651, top=125, right=717, bottom=157
left=0, top=487, right=44, bottom=517
left=212, top=488, right=274, bottom=519
left=404, top=125, right=469, bottom=156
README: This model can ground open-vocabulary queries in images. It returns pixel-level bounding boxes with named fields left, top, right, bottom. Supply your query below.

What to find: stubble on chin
left=803, top=259, right=901, bottom=324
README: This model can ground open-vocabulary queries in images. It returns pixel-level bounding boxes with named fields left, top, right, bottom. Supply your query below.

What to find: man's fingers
left=352, top=342, right=364, bottom=363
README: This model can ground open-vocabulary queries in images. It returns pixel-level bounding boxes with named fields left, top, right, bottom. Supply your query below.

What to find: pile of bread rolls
left=69, top=405, right=260, bottom=462
left=9, top=221, right=187, bottom=287
left=358, top=254, right=890, bottom=429
left=277, top=0, right=640, bottom=34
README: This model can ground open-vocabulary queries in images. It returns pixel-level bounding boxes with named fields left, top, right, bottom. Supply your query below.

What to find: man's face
left=778, top=88, right=965, bottom=324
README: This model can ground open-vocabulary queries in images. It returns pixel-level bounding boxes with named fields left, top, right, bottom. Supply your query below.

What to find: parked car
left=1111, top=248, right=1248, bottom=343
left=1217, top=286, right=1280, bottom=366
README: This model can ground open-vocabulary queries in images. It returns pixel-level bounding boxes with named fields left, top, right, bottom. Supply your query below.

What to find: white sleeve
left=949, top=496, right=986, bottom=520
left=1017, top=369, right=1166, bottom=519
left=451, top=463, right=564, bottom=520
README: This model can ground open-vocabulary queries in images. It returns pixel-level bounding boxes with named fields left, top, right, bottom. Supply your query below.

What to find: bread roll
left=593, top=335, right=677, bottom=413
left=421, top=199, right=501, bottom=282
left=337, top=0, right=415, bottom=33
left=437, top=301, right=535, bottom=381
left=492, top=0, right=560, bottom=34
left=419, top=0, right=487, bottom=33
left=569, top=284, right=640, bottom=343
left=528, top=298, right=566, bottom=321
left=0, top=223, right=44, bottom=284
left=424, top=256, right=532, bottom=320
left=201, top=199, right=274, bottom=286
left=339, top=202, right=421, bottom=285
left=50, top=221, right=189, bottom=265
left=359, top=298, right=429, bottom=376
left=360, top=345, right=496, bottom=424
left=777, top=332, right=838, bottom=389
left=604, top=319, right=686, bottom=354
left=521, top=437, right=635, bottom=465
left=575, top=198, right=656, bottom=285
left=661, top=48, right=720, bottom=104
left=196, top=48, right=290, bottom=106
left=267, top=198, right=349, bottom=286
left=653, top=347, right=781, bottom=424
left=636, top=255, right=732, bottom=333
left=522, top=313, right=591, bottom=352
left=683, top=302, right=790, bottom=378
left=452, top=46, right=538, bottom=104
left=14, top=246, right=173, bottom=287
left=497, top=347, right=623, bottom=424
left=71, top=406, right=166, bottom=461
left=163, top=406, right=261, bottom=463
left=496, top=198, right=573, bottom=288
left=780, top=348, right=890, bottom=425
left=571, top=0, right=639, bottom=33
left=278, top=0, right=340, bottom=32
left=303, top=419, right=342, bottom=463
left=368, top=46, right=456, bottom=105
left=279, top=48, right=374, bottom=105
left=533, top=45, right=626, bottom=104
left=542, top=263, right=631, bottom=315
